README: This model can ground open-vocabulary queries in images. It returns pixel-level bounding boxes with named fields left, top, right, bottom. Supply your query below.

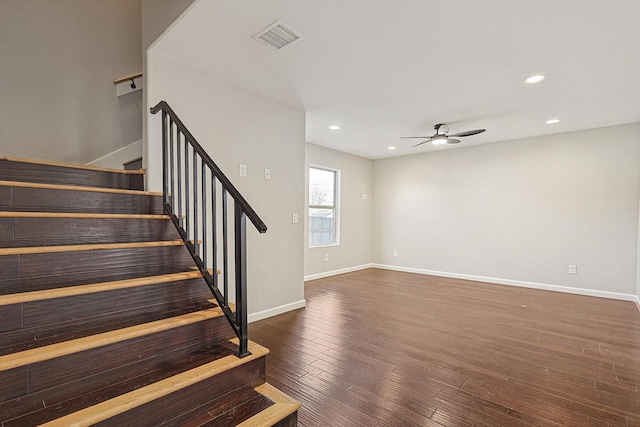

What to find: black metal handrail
left=151, top=100, right=267, bottom=357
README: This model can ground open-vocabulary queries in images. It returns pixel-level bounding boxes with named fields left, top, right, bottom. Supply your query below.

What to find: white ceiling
left=153, top=0, right=640, bottom=159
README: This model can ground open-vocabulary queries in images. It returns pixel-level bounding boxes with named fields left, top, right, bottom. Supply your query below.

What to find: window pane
left=309, top=207, right=334, bottom=245
left=309, top=168, right=335, bottom=206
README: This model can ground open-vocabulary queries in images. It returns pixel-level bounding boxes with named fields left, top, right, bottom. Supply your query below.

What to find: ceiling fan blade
left=446, top=138, right=461, bottom=144
left=449, top=129, right=485, bottom=137
left=412, top=139, right=432, bottom=147
left=401, top=136, right=434, bottom=139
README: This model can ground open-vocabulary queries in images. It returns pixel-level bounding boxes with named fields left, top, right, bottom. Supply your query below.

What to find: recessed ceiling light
left=328, top=125, right=341, bottom=130
left=524, top=74, right=545, bottom=85
left=545, top=118, right=561, bottom=124
left=387, top=146, right=396, bottom=150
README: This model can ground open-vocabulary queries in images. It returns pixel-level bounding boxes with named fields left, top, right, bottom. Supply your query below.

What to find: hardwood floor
left=250, top=268, right=640, bottom=427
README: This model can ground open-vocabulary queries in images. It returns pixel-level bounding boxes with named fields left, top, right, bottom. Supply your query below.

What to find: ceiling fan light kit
left=401, top=123, right=485, bottom=147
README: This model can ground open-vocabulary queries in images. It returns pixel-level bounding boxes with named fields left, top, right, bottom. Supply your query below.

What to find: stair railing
left=151, top=101, right=267, bottom=358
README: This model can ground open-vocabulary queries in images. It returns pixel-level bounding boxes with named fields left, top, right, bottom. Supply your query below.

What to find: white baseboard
left=635, top=296, right=640, bottom=313
left=304, top=263, right=374, bottom=282
left=248, top=299, right=306, bottom=323
left=371, top=264, right=639, bottom=303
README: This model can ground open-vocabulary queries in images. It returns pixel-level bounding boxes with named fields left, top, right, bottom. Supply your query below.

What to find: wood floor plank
left=250, top=268, right=640, bottom=426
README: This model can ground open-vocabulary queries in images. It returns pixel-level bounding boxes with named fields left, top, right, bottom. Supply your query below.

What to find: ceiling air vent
left=252, top=20, right=303, bottom=50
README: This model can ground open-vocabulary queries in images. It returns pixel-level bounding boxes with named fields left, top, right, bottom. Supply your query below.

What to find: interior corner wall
left=0, top=0, right=142, bottom=164
left=305, top=143, right=374, bottom=279
left=373, top=123, right=640, bottom=299
left=146, top=54, right=305, bottom=319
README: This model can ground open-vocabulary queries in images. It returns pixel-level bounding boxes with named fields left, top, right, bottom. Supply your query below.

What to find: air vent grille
left=253, top=20, right=303, bottom=50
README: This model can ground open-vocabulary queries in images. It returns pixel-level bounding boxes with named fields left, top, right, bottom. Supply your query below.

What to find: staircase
left=0, top=156, right=299, bottom=426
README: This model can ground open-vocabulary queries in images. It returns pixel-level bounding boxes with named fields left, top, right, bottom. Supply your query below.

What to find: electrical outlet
left=362, top=193, right=368, bottom=199
left=393, top=250, right=398, bottom=257
left=264, top=168, right=271, bottom=180
left=324, top=254, right=329, bottom=262
left=568, top=264, right=577, bottom=274
left=239, top=164, right=247, bottom=177
left=292, top=213, right=298, bottom=224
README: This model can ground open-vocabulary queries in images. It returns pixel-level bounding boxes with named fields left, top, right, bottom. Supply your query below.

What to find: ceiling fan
left=402, top=123, right=485, bottom=147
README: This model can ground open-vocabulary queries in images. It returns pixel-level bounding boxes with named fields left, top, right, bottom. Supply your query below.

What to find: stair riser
left=94, top=358, right=266, bottom=427
left=0, top=315, right=234, bottom=405
left=0, top=217, right=178, bottom=248
left=0, top=278, right=211, bottom=339
left=0, top=159, right=143, bottom=190
left=0, top=245, right=195, bottom=294
left=0, top=186, right=163, bottom=214
left=272, top=413, right=299, bottom=427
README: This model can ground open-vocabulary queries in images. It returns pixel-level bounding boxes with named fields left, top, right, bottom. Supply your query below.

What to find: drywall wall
left=373, top=123, right=640, bottom=298
left=0, top=0, right=142, bottom=164
left=141, top=0, right=194, bottom=178
left=305, top=143, right=374, bottom=279
left=146, top=53, right=305, bottom=319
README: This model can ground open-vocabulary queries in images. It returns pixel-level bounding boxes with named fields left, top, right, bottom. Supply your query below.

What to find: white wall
left=374, top=123, right=640, bottom=299
left=0, top=0, right=142, bottom=164
left=305, top=143, right=374, bottom=280
left=147, top=54, right=306, bottom=320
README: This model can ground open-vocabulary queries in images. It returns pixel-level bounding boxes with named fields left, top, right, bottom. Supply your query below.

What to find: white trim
left=248, top=299, right=307, bottom=323
left=304, top=263, right=374, bottom=282
left=86, top=139, right=143, bottom=168
left=371, top=264, right=639, bottom=302
left=635, top=296, right=640, bottom=313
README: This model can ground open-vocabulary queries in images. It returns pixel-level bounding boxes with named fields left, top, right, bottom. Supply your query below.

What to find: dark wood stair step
left=33, top=341, right=269, bottom=427
left=0, top=212, right=177, bottom=247
left=0, top=307, right=235, bottom=407
left=0, top=339, right=241, bottom=426
left=0, top=241, right=196, bottom=294
left=172, top=383, right=300, bottom=427
left=0, top=180, right=163, bottom=214
left=0, top=270, right=211, bottom=352
left=0, top=156, right=144, bottom=190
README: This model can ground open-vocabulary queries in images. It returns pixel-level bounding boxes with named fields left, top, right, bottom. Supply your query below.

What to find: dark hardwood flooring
left=250, top=268, right=640, bottom=427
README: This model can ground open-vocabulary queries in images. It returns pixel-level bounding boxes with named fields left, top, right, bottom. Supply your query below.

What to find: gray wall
left=305, top=143, right=374, bottom=279
left=0, top=0, right=142, bottom=164
left=147, top=53, right=306, bottom=320
left=373, top=123, right=640, bottom=299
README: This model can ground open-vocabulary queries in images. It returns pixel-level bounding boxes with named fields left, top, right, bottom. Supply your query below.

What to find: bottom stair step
left=34, top=341, right=278, bottom=427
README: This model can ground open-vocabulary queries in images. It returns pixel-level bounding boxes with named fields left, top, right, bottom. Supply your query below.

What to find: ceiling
left=153, top=0, right=640, bottom=160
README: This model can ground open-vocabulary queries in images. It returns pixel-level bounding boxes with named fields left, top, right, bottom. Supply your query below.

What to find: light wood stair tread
left=0, top=155, right=144, bottom=175
left=0, top=307, right=224, bottom=371
left=0, top=239, right=183, bottom=256
left=237, top=383, right=302, bottom=427
left=38, top=340, right=269, bottom=427
left=0, top=270, right=202, bottom=306
left=0, top=211, right=168, bottom=219
left=0, top=179, right=160, bottom=196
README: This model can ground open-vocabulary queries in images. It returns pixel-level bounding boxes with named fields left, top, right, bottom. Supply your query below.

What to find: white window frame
left=308, top=165, right=341, bottom=248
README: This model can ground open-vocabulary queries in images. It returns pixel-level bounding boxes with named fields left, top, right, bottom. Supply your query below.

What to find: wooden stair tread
left=0, top=270, right=202, bottom=306
left=0, top=155, right=144, bottom=175
left=0, top=307, right=224, bottom=371
left=0, top=179, right=160, bottom=196
left=38, top=340, right=269, bottom=427
left=0, top=300, right=218, bottom=357
left=0, top=239, right=183, bottom=256
left=237, top=383, right=301, bottom=427
left=0, top=341, right=238, bottom=426
left=0, top=211, right=168, bottom=219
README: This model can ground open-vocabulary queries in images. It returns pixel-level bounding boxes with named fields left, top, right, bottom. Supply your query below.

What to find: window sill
left=309, top=243, right=340, bottom=249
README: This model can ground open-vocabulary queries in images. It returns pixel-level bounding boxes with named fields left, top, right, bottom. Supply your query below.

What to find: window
left=309, top=166, right=340, bottom=246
